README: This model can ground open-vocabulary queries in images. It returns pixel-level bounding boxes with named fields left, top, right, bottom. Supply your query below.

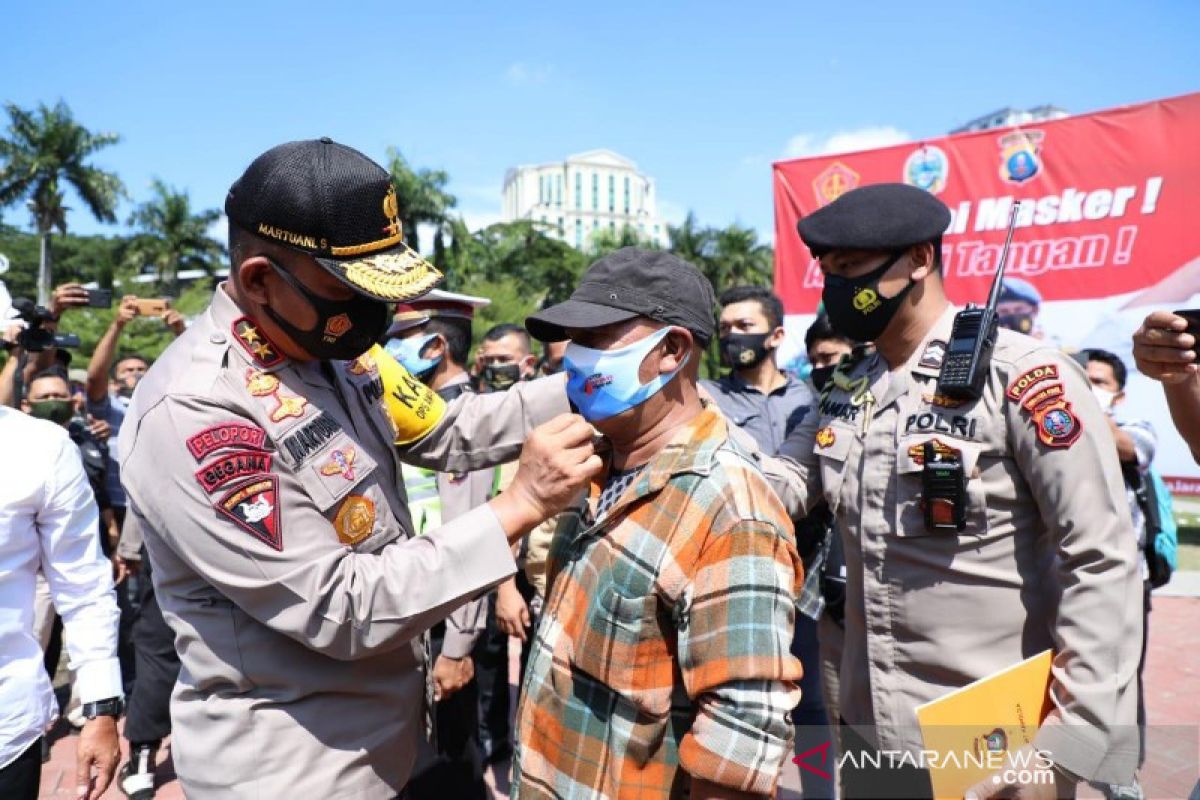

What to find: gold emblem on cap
left=382, top=186, right=401, bottom=236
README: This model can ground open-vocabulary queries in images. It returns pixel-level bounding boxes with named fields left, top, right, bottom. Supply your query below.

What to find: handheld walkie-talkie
left=937, top=204, right=1022, bottom=400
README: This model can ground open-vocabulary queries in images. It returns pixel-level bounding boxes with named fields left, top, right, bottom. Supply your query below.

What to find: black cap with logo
left=225, top=138, right=443, bottom=302
left=797, top=182, right=951, bottom=258
left=526, top=247, right=715, bottom=343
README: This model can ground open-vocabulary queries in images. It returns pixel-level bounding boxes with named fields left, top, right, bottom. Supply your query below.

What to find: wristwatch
left=82, top=697, right=124, bottom=720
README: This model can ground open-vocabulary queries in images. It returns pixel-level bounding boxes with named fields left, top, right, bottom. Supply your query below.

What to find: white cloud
left=504, top=62, right=554, bottom=86
left=783, top=125, right=911, bottom=159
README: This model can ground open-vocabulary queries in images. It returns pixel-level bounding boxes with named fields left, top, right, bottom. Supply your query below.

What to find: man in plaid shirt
left=515, top=248, right=804, bottom=799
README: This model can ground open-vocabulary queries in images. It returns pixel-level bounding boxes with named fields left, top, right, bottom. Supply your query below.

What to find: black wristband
left=82, top=696, right=124, bottom=719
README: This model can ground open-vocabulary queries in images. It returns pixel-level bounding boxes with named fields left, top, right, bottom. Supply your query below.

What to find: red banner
left=773, top=92, right=1200, bottom=314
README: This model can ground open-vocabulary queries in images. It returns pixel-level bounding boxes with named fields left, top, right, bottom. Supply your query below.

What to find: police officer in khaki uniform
left=759, top=184, right=1142, bottom=797
left=384, top=290, right=497, bottom=799
left=117, top=139, right=599, bottom=799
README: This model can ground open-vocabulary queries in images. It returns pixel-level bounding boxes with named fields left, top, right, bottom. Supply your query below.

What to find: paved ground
left=40, top=593, right=1200, bottom=798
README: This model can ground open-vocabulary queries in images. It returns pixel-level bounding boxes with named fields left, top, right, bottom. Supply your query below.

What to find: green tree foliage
left=0, top=223, right=128, bottom=300
left=0, top=101, right=125, bottom=304
left=125, top=178, right=224, bottom=296
left=384, top=147, right=456, bottom=258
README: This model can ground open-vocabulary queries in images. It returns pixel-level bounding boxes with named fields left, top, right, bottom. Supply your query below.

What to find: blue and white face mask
left=563, top=327, right=688, bottom=422
left=384, top=333, right=442, bottom=381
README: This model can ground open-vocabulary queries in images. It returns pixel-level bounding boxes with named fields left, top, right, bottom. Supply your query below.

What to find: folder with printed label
left=915, top=649, right=1055, bottom=799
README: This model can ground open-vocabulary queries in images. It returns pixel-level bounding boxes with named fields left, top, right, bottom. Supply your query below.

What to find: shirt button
left=210, top=332, right=227, bottom=344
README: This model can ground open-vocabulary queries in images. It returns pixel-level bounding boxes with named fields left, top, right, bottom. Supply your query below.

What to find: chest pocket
left=567, top=542, right=673, bottom=718
left=287, top=429, right=392, bottom=551
left=894, top=434, right=989, bottom=538
left=814, top=421, right=856, bottom=514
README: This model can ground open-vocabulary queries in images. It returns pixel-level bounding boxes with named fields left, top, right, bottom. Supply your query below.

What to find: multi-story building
left=501, top=149, right=669, bottom=249
left=950, top=105, right=1069, bottom=134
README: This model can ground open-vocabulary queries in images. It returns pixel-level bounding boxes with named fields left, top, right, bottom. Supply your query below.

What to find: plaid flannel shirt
left=512, top=407, right=804, bottom=798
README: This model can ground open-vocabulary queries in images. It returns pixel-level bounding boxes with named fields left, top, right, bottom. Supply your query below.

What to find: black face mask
left=998, top=312, right=1035, bottom=335
left=262, top=260, right=390, bottom=362
left=480, top=363, right=523, bottom=391
left=821, top=251, right=912, bottom=343
left=810, top=364, right=836, bottom=392
left=719, top=333, right=772, bottom=370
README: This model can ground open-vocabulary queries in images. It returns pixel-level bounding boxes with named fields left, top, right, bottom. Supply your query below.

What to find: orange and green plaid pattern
left=512, top=407, right=804, bottom=798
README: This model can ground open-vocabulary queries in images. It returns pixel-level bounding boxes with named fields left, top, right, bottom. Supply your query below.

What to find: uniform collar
left=906, top=305, right=959, bottom=379
left=209, top=284, right=290, bottom=373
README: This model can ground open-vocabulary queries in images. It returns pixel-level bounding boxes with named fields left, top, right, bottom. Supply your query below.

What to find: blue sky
left=3, top=0, right=1197, bottom=247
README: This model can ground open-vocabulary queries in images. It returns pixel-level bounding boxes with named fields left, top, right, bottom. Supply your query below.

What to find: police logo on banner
left=812, top=162, right=860, bottom=206
left=902, top=145, right=949, bottom=194
left=998, top=130, right=1045, bottom=184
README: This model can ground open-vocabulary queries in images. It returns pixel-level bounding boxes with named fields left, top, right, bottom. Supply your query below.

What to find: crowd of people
left=1, top=138, right=1196, bottom=800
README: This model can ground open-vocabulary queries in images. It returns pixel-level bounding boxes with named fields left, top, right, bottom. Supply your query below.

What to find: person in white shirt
left=0, top=405, right=123, bottom=800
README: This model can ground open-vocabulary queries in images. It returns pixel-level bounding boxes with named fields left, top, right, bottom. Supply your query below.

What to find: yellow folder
left=915, top=649, right=1055, bottom=799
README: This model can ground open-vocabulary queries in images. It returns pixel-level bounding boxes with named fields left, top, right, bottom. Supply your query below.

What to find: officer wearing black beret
left=758, top=183, right=1143, bottom=796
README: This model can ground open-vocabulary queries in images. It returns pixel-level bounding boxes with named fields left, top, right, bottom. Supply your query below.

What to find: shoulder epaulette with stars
left=231, top=317, right=285, bottom=369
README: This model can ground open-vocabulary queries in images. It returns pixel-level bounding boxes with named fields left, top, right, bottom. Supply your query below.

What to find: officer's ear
left=766, top=324, right=787, bottom=350
left=907, top=242, right=938, bottom=281
left=237, top=256, right=275, bottom=307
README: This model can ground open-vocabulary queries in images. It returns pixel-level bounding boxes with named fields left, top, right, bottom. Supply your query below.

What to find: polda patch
left=1006, top=364, right=1059, bottom=401
left=1030, top=400, right=1082, bottom=448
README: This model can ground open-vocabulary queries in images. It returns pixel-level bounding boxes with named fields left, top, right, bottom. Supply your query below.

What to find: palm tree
left=383, top=147, right=457, bottom=256
left=0, top=101, right=124, bottom=304
left=711, top=223, right=773, bottom=289
left=126, top=179, right=224, bottom=296
left=667, top=212, right=716, bottom=267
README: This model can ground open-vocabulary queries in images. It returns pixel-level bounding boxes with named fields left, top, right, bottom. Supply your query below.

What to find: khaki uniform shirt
left=417, top=373, right=498, bottom=659
left=762, top=306, right=1142, bottom=784
left=118, top=286, right=567, bottom=799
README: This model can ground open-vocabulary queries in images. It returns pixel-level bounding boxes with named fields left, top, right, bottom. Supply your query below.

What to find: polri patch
left=215, top=475, right=282, bottom=551
left=186, top=422, right=267, bottom=462
left=195, top=451, right=272, bottom=493
left=1006, top=364, right=1059, bottom=402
